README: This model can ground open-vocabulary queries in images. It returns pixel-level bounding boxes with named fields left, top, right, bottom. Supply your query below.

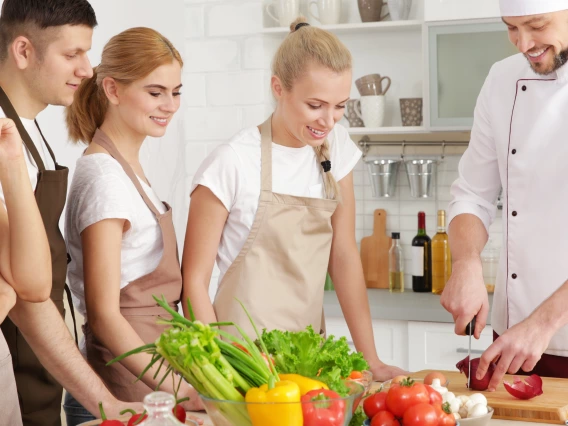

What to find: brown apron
left=82, top=129, right=182, bottom=402
left=0, top=87, right=69, bottom=426
left=213, top=116, right=338, bottom=338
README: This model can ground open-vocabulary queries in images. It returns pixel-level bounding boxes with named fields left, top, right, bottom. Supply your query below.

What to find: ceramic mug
left=266, top=0, right=301, bottom=27
left=345, top=99, right=364, bottom=128
left=355, top=95, right=386, bottom=128
left=309, top=0, right=341, bottom=25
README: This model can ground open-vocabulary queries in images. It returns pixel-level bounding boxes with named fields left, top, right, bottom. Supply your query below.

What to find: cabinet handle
left=456, top=348, right=484, bottom=355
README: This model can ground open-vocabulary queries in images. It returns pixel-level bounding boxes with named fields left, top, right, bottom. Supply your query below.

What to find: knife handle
left=465, top=317, right=476, bottom=336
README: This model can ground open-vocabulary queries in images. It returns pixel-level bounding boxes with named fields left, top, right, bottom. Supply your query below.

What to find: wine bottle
left=389, top=232, right=404, bottom=293
left=432, top=210, right=452, bottom=295
left=411, top=211, right=432, bottom=292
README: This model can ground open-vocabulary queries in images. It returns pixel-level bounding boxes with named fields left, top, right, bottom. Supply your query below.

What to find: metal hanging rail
left=358, top=137, right=468, bottom=159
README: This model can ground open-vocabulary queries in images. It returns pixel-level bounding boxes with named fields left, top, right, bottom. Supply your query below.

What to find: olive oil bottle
left=432, top=210, right=452, bottom=294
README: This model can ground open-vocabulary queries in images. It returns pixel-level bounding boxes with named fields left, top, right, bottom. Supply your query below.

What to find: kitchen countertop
left=323, top=289, right=494, bottom=324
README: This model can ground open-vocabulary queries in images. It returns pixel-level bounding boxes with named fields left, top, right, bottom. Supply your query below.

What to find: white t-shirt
left=0, top=107, right=56, bottom=205
left=191, top=123, right=362, bottom=283
left=65, top=154, right=167, bottom=317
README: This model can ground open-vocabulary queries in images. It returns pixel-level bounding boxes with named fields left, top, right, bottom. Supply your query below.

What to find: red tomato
left=385, top=380, right=430, bottom=418
left=402, top=403, right=438, bottom=426
left=370, top=410, right=400, bottom=426
left=434, top=404, right=456, bottom=426
left=363, top=392, right=388, bottom=418
left=425, top=385, right=443, bottom=406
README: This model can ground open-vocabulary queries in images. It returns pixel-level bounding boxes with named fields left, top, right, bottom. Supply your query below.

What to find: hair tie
left=321, top=160, right=331, bottom=173
left=295, top=22, right=310, bottom=31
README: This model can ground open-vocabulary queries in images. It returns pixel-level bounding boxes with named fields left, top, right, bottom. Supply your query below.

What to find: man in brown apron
left=0, top=1, right=144, bottom=424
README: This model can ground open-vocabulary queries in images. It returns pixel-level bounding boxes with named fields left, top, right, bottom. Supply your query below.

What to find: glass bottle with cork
left=389, top=232, right=404, bottom=293
left=432, top=210, right=452, bottom=295
left=411, top=211, right=432, bottom=292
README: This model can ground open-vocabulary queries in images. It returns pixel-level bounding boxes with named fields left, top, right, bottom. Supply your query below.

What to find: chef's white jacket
left=448, top=53, right=568, bottom=356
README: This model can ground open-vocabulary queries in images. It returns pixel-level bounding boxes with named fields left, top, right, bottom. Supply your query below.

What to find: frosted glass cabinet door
left=425, top=0, right=500, bottom=21
left=428, top=21, right=518, bottom=128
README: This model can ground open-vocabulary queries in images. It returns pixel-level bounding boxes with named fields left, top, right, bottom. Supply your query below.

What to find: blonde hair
left=272, top=17, right=352, bottom=201
left=66, top=27, right=183, bottom=143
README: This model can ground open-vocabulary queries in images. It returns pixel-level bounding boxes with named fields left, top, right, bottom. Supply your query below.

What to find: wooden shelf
left=262, top=20, right=423, bottom=35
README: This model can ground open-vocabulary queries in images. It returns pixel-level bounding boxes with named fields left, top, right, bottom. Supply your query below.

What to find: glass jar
left=139, top=392, right=198, bottom=425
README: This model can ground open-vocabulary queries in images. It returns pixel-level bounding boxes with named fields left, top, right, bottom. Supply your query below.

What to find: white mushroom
left=457, top=394, right=470, bottom=407
left=429, top=379, right=448, bottom=396
left=468, top=403, right=489, bottom=418
left=448, top=399, right=461, bottom=414
left=442, top=391, right=456, bottom=403
left=458, top=405, right=469, bottom=419
left=453, top=413, right=461, bottom=421
left=468, top=393, right=488, bottom=407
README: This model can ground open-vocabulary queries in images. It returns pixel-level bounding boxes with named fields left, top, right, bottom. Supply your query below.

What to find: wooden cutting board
left=360, top=209, right=391, bottom=289
left=371, top=370, right=568, bottom=424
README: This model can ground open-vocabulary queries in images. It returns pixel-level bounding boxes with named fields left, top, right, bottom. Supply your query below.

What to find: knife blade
left=465, top=317, right=476, bottom=389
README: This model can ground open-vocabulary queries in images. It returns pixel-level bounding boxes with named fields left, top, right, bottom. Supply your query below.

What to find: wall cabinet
left=326, top=317, right=494, bottom=373
left=424, top=0, right=500, bottom=22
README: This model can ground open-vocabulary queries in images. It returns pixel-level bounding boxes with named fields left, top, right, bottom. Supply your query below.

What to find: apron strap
left=64, top=284, right=79, bottom=345
left=34, top=120, right=59, bottom=167
left=91, top=128, right=162, bottom=218
left=0, top=86, right=46, bottom=172
left=258, top=116, right=273, bottom=201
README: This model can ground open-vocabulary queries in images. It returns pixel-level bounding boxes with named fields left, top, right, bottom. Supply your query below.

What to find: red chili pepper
left=301, top=389, right=345, bottom=426
left=120, top=408, right=148, bottom=426
left=173, top=397, right=189, bottom=423
left=99, top=402, right=123, bottom=426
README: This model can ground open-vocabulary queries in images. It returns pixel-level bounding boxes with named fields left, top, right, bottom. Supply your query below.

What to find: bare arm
left=181, top=185, right=228, bottom=323
left=440, top=214, right=490, bottom=338
left=82, top=218, right=201, bottom=409
left=0, top=118, right=51, bottom=301
left=8, top=298, right=142, bottom=417
left=328, top=172, right=406, bottom=381
left=0, top=273, right=16, bottom=323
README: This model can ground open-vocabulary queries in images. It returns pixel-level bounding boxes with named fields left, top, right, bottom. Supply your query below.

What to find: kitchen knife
left=465, top=317, right=476, bottom=389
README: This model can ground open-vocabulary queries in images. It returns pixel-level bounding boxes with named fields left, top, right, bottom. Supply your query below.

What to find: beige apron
left=213, top=116, right=338, bottom=338
left=0, top=330, right=22, bottom=426
left=82, top=129, right=182, bottom=402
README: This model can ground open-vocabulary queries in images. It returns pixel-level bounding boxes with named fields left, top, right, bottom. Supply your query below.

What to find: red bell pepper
left=301, top=389, right=345, bottom=426
left=99, top=402, right=123, bottom=426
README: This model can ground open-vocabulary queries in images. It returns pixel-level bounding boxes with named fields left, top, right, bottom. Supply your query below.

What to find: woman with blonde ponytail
left=63, top=27, right=203, bottom=425
left=183, top=17, right=406, bottom=382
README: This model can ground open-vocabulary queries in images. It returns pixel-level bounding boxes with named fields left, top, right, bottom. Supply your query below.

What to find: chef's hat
left=500, top=0, right=568, bottom=16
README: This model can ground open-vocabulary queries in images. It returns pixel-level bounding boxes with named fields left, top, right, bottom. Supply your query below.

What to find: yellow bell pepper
left=245, top=379, right=303, bottom=426
left=279, top=374, right=329, bottom=396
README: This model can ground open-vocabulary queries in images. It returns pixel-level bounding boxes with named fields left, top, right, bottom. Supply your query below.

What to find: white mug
left=355, top=95, right=386, bottom=128
left=309, top=0, right=341, bottom=25
left=266, top=0, right=301, bottom=27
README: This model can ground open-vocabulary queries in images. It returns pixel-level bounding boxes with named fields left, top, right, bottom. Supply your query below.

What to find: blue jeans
left=63, top=392, right=96, bottom=426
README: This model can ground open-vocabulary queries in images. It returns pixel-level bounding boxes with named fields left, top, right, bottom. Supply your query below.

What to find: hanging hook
left=401, top=141, right=406, bottom=161
left=358, top=136, right=371, bottom=158
left=441, top=141, right=446, bottom=160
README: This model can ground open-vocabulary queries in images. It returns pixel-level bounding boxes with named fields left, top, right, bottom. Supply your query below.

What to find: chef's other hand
left=370, top=360, right=408, bottom=382
left=476, top=317, right=552, bottom=392
left=441, top=258, right=489, bottom=339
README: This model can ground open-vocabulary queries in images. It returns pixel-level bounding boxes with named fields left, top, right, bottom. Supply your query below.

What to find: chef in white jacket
left=442, top=0, right=568, bottom=390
